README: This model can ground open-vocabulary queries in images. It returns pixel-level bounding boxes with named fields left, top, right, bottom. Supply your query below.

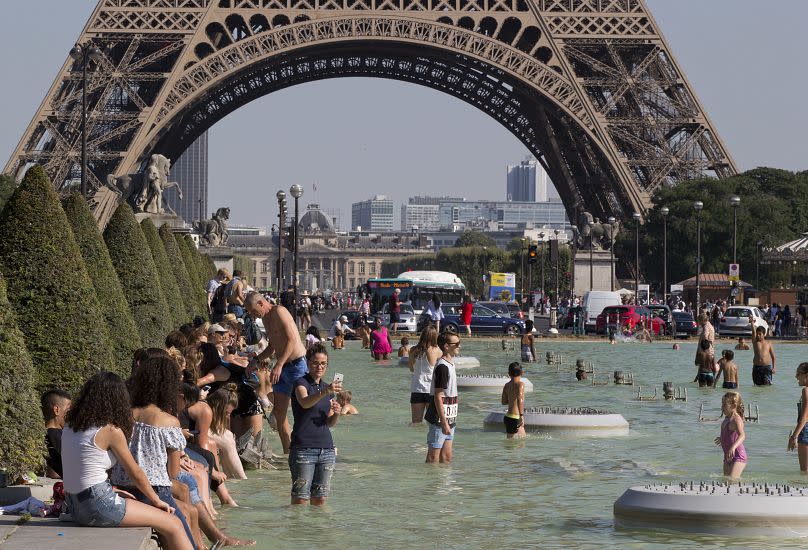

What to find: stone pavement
left=0, top=517, right=155, bottom=549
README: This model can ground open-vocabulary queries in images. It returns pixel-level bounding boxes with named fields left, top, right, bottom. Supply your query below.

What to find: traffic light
left=528, top=244, right=538, bottom=264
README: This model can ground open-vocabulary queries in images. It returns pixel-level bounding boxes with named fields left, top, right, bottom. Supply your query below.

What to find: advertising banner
left=488, top=272, right=516, bottom=302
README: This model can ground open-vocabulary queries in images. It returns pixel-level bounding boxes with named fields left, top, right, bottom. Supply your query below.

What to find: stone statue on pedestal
left=195, top=207, right=230, bottom=247
left=571, top=208, right=620, bottom=251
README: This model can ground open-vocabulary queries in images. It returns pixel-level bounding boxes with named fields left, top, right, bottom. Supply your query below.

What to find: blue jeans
left=289, top=447, right=336, bottom=500
left=65, top=481, right=127, bottom=527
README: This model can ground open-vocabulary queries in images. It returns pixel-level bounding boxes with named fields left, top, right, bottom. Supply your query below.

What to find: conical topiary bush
left=141, top=219, right=187, bottom=328
left=0, top=272, right=46, bottom=480
left=0, top=165, right=115, bottom=391
left=159, top=224, right=200, bottom=320
left=176, top=233, right=209, bottom=316
left=63, top=193, right=141, bottom=375
left=103, top=204, right=173, bottom=346
left=204, top=254, right=218, bottom=280
left=188, top=235, right=210, bottom=285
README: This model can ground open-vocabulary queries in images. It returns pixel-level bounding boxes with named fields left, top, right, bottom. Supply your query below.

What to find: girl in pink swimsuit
left=370, top=317, right=393, bottom=360
left=714, top=391, right=747, bottom=479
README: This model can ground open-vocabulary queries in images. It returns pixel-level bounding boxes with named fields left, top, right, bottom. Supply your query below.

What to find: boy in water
left=425, top=332, right=460, bottom=464
left=336, top=390, right=359, bottom=415
left=735, top=337, right=750, bottom=351
left=694, top=338, right=716, bottom=387
left=398, top=337, right=410, bottom=358
left=752, top=326, right=776, bottom=386
left=714, top=349, right=739, bottom=389
left=501, top=362, right=526, bottom=439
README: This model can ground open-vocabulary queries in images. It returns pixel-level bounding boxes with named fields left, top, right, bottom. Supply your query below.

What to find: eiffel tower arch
left=5, top=0, right=736, bottom=222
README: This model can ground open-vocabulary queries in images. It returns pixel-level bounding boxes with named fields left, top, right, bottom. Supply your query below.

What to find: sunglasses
left=446, top=341, right=460, bottom=347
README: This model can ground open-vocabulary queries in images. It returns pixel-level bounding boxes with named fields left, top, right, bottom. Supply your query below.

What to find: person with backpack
left=210, top=274, right=231, bottom=323
left=206, top=269, right=229, bottom=316
left=224, top=270, right=246, bottom=319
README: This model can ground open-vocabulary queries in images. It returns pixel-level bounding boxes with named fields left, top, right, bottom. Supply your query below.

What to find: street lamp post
left=539, top=232, right=546, bottom=312
left=290, top=185, right=304, bottom=319
left=520, top=238, right=527, bottom=300
left=632, top=212, right=641, bottom=303
left=756, top=240, right=763, bottom=291
left=694, top=201, right=704, bottom=312
left=730, top=195, right=741, bottom=264
left=607, top=217, right=616, bottom=291
left=660, top=207, right=669, bottom=304
left=554, top=229, right=560, bottom=309
left=588, top=223, right=594, bottom=291
left=69, top=43, right=102, bottom=198
left=482, top=245, right=488, bottom=299
left=276, top=190, right=287, bottom=292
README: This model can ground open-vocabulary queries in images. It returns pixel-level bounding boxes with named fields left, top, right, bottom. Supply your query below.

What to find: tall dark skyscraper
left=164, top=131, right=208, bottom=225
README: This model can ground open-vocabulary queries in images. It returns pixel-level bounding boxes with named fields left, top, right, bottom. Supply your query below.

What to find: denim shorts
left=273, top=356, right=308, bottom=396
left=176, top=471, right=202, bottom=505
left=798, top=424, right=808, bottom=445
left=65, top=481, right=127, bottom=527
left=427, top=422, right=455, bottom=449
left=289, top=447, right=336, bottom=500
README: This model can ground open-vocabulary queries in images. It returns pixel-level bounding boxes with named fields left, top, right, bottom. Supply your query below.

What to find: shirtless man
left=696, top=313, right=715, bottom=365
left=752, top=326, right=776, bottom=386
left=501, top=362, right=526, bottom=439
left=735, top=337, right=750, bottom=351
left=226, top=270, right=247, bottom=319
left=245, top=292, right=307, bottom=454
left=714, top=349, right=739, bottom=389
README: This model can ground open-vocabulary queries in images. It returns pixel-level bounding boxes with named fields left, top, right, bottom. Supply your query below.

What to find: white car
left=376, top=303, right=417, bottom=333
left=718, top=306, right=768, bottom=337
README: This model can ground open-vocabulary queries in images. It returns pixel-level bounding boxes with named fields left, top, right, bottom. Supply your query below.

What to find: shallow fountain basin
left=614, top=483, right=808, bottom=537
left=457, top=375, right=533, bottom=392
left=484, top=406, right=629, bottom=435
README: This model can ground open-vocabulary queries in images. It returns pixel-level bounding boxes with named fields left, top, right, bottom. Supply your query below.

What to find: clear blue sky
left=1, top=1, right=806, bottom=227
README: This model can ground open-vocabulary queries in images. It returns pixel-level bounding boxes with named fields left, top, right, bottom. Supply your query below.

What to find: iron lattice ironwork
left=5, top=0, right=737, bottom=220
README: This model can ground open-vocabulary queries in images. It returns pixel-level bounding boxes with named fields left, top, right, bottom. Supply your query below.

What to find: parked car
left=582, top=291, right=623, bottom=333
left=595, top=305, right=666, bottom=336
left=671, top=310, right=698, bottom=339
left=478, top=301, right=524, bottom=320
left=648, top=305, right=674, bottom=336
left=718, top=306, right=769, bottom=337
left=376, top=302, right=417, bottom=333
left=418, top=304, right=525, bottom=336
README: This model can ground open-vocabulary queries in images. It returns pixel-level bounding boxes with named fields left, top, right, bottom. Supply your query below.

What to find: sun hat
left=208, top=323, right=228, bottom=334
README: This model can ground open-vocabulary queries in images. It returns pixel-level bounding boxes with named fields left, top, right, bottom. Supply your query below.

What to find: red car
left=596, top=305, right=666, bottom=335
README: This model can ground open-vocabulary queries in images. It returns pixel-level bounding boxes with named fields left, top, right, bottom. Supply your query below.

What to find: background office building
left=401, top=203, right=440, bottom=231
left=352, top=195, right=394, bottom=231
left=164, top=131, right=208, bottom=225
left=438, top=199, right=570, bottom=232
left=506, top=156, right=559, bottom=203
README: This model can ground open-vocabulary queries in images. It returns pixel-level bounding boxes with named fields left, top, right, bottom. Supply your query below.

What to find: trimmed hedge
left=159, top=224, right=201, bottom=320
left=0, top=174, right=15, bottom=213
left=176, top=234, right=208, bottom=316
left=204, top=254, right=217, bottom=280
left=63, top=193, right=141, bottom=376
left=0, top=166, right=115, bottom=391
left=141, top=219, right=186, bottom=328
left=103, top=204, right=173, bottom=347
left=0, top=272, right=46, bottom=480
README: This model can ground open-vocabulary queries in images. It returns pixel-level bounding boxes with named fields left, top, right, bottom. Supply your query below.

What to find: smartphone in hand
left=333, top=373, right=344, bottom=384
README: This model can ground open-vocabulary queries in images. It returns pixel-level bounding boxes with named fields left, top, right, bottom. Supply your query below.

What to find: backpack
left=211, top=283, right=228, bottom=315
left=224, top=277, right=241, bottom=305
left=242, top=315, right=262, bottom=346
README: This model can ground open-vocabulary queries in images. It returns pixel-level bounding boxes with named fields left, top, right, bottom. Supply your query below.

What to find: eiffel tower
left=4, top=0, right=736, bottom=222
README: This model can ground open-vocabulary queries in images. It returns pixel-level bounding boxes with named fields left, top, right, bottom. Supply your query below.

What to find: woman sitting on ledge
left=61, top=371, right=192, bottom=550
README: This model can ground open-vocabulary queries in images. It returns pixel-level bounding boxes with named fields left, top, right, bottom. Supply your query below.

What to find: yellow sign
left=489, top=272, right=516, bottom=287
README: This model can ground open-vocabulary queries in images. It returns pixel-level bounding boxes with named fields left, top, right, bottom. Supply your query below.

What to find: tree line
left=0, top=166, right=218, bottom=481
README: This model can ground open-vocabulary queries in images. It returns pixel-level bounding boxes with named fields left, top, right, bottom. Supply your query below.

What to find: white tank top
left=61, top=426, right=117, bottom=494
left=411, top=351, right=435, bottom=394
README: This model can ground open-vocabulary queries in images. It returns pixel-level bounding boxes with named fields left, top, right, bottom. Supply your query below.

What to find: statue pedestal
left=204, top=246, right=235, bottom=274
left=134, top=212, right=187, bottom=231
left=573, top=249, right=616, bottom=294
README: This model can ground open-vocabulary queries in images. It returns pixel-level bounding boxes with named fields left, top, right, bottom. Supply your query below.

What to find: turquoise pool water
left=215, top=339, right=808, bottom=549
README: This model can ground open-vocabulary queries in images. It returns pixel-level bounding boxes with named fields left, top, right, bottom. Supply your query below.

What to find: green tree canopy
left=141, top=219, right=187, bottom=328
left=0, top=166, right=115, bottom=391
left=103, top=204, right=173, bottom=346
left=453, top=231, right=497, bottom=249
left=0, top=272, right=46, bottom=480
left=0, top=174, right=15, bottom=213
left=175, top=233, right=208, bottom=316
left=63, top=193, right=141, bottom=375
left=159, top=224, right=200, bottom=320
left=614, top=167, right=808, bottom=293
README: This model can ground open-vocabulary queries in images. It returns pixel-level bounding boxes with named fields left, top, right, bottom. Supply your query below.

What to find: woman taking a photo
left=289, top=343, right=343, bottom=505
left=61, top=372, right=192, bottom=550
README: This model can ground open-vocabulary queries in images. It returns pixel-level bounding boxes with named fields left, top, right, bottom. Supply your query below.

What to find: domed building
left=299, top=204, right=335, bottom=235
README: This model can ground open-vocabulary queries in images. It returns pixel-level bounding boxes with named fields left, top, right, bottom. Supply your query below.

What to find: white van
left=582, top=291, right=622, bottom=333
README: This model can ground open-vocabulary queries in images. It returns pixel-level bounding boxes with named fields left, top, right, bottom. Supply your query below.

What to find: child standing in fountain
left=787, top=363, right=808, bottom=471
left=714, top=391, right=747, bottom=479
left=714, top=350, right=739, bottom=389
left=520, top=321, right=536, bottom=362
left=501, top=362, right=526, bottom=439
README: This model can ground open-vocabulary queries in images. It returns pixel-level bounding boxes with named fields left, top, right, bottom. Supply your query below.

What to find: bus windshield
left=366, top=271, right=465, bottom=314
